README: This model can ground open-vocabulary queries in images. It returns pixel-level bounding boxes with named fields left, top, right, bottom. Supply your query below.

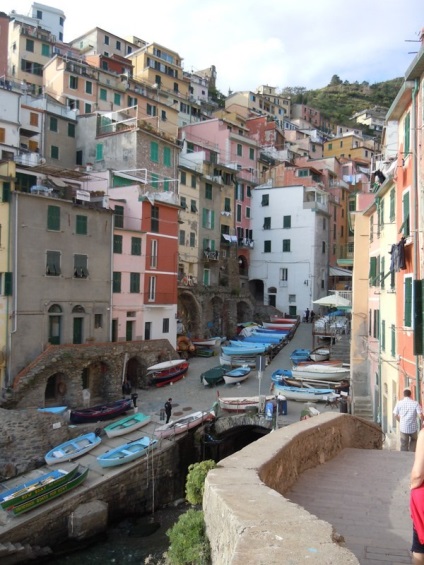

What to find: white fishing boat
left=273, top=382, right=338, bottom=403
left=154, top=411, right=215, bottom=439
left=146, top=359, right=187, bottom=372
left=218, top=395, right=275, bottom=412
left=97, top=437, right=158, bottom=468
left=291, top=364, right=350, bottom=381
left=223, top=366, right=251, bottom=385
left=309, top=347, right=330, bottom=362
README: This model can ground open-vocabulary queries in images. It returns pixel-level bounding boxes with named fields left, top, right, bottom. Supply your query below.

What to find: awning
left=329, top=266, right=352, bottom=277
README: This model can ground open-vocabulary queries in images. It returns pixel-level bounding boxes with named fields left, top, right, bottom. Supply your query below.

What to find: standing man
left=164, top=398, right=173, bottom=423
left=393, top=388, right=423, bottom=452
left=305, top=308, right=310, bottom=323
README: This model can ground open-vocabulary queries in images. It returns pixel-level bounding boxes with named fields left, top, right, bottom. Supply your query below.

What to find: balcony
left=14, top=151, right=44, bottom=167
left=203, top=250, right=220, bottom=261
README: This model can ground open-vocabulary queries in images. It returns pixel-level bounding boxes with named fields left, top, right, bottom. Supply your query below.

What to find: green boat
left=200, top=365, right=231, bottom=387
left=10, top=465, right=89, bottom=516
left=0, top=465, right=79, bottom=512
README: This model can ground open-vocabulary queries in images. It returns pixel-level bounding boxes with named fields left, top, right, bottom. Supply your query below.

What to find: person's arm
left=411, top=429, right=424, bottom=489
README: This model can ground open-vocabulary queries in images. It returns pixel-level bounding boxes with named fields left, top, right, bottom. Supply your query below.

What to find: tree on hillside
left=329, top=74, right=343, bottom=86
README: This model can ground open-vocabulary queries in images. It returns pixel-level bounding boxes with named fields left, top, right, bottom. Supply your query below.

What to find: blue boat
left=37, top=406, right=68, bottom=415
left=290, top=349, right=311, bottom=364
left=45, top=432, right=102, bottom=465
left=271, top=369, right=294, bottom=383
left=243, top=335, right=282, bottom=344
left=97, top=437, right=158, bottom=468
left=255, top=328, right=289, bottom=335
left=222, top=344, right=267, bottom=355
left=223, top=366, right=251, bottom=385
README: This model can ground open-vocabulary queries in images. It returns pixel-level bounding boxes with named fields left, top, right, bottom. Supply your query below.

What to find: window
left=150, top=141, right=159, bottom=163
left=163, top=318, right=170, bottom=333
left=323, top=218, right=327, bottom=230
left=283, top=239, right=291, bottom=252
left=404, top=276, right=412, bottom=327
left=114, top=93, right=121, bottom=106
left=95, top=314, right=103, bottom=329
left=76, top=215, right=87, bottom=235
left=391, top=324, right=396, bottom=357
left=96, top=143, right=103, bottom=161
left=104, top=35, right=110, bottom=45
left=51, top=145, right=59, bottom=159
left=180, top=171, right=186, bottom=185
left=147, top=103, right=156, bottom=116
left=190, top=200, right=197, bottom=213
left=116, top=40, right=121, bottom=50
left=180, top=196, right=187, bottom=210
left=264, top=240, right=271, bottom=253
left=2, top=182, right=10, bottom=203
left=85, top=103, right=92, bottom=113
left=205, top=183, right=212, bottom=199
left=236, top=184, right=245, bottom=201
left=283, top=215, right=291, bottom=228
left=150, top=239, right=158, bottom=268
left=50, top=117, right=58, bottom=132
left=130, top=273, right=140, bottom=293
left=86, top=81, right=92, bottom=94
left=0, top=128, right=5, bottom=143
left=203, top=268, right=210, bottom=286
left=189, top=232, right=195, bottom=247
left=69, top=76, right=78, bottom=90
left=202, top=208, right=214, bottom=229
left=74, top=254, right=88, bottom=278
left=322, top=241, right=326, bottom=253
left=247, top=186, right=252, bottom=198
left=263, top=217, right=271, bottom=230
left=401, top=191, right=410, bottom=237
left=249, top=148, right=254, bottom=160
left=369, top=256, right=377, bottom=286
left=236, top=204, right=242, bottom=222
left=373, top=309, right=379, bottom=339
left=131, top=237, right=141, bottom=255
left=163, top=147, right=171, bottom=166
left=26, top=39, right=34, bottom=52
left=30, top=112, right=38, bottom=126
left=191, top=175, right=196, bottom=188
left=47, top=205, right=60, bottom=231
left=68, top=123, right=75, bottom=137
left=179, top=229, right=185, bottom=245
left=224, top=198, right=231, bottom=212
left=113, top=272, right=121, bottom=293
left=100, top=88, right=107, bottom=101
left=151, top=206, right=159, bottom=233
left=298, top=169, right=309, bottom=177
left=246, top=207, right=251, bottom=218
left=390, top=188, right=395, bottom=222
left=114, top=205, right=124, bottom=228
left=46, top=251, right=61, bottom=276
left=41, top=43, right=50, bottom=57
left=148, top=276, right=156, bottom=301
left=113, top=234, right=123, bottom=253
left=261, top=194, right=269, bottom=206
left=381, top=320, right=386, bottom=351
left=280, top=268, right=288, bottom=281
left=236, top=144, right=242, bottom=156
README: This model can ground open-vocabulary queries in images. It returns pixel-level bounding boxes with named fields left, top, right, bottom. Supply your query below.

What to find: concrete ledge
left=204, top=412, right=383, bottom=564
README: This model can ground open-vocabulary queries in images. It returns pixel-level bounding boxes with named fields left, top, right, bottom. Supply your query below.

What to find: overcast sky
left=2, top=0, right=423, bottom=94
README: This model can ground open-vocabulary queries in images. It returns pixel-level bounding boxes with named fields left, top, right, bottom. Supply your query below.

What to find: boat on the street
left=273, top=382, right=338, bottom=403
left=270, top=317, right=298, bottom=324
left=222, top=343, right=267, bottom=356
left=45, top=432, right=101, bottom=465
left=0, top=465, right=80, bottom=511
left=262, top=321, right=296, bottom=330
left=97, top=436, right=158, bottom=468
left=37, top=406, right=68, bottom=415
left=104, top=412, right=151, bottom=438
left=191, top=337, right=221, bottom=347
left=9, top=466, right=89, bottom=516
left=200, top=365, right=230, bottom=387
left=223, top=366, right=251, bottom=385
left=70, top=398, right=133, bottom=424
left=154, top=410, right=215, bottom=439
left=217, top=394, right=275, bottom=412
left=290, top=349, right=311, bottom=364
left=309, top=347, right=330, bottom=362
left=219, top=354, right=259, bottom=368
left=147, top=359, right=189, bottom=387
left=291, top=364, right=350, bottom=381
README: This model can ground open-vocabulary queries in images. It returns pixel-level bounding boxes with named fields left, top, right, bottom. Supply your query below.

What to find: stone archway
left=126, top=356, right=149, bottom=390
left=236, top=300, right=253, bottom=324
left=249, top=279, right=264, bottom=302
left=203, top=296, right=224, bottom=337
left=81, top=360, right=112, bottom=403
left=178, top=291, right=202, bottom=336
left=45, top=372, right=68, bottom=405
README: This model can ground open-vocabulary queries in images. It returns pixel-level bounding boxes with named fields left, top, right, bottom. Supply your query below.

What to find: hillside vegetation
left=281, top=76, right=403, bottom=133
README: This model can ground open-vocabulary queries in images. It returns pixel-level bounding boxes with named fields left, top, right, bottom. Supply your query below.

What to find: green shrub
left=185, top=460, right=216, bottom=506
left=166, top=508, right=211, bottom=565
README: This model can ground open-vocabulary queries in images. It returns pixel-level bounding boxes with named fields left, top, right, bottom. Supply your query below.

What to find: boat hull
left=149, top=361, right=189, bottom=387
left=70, top=399, right=133, bottom=424
left=200, top=365, right=229, bottom=387
left=222, top=345, right=267, bottom=355
left=37, top=406, right=68, bottom=415
left=10, top=466, right=89, bottom=516
left=223, top=367, right=251, bottom=385
left=154, top=411, right=214, bottom=439
left=291, top=365, right=350, bottom=381
left=0, top=465, right=79, bottom=511
left=104, top=412, right=151, bottom=438
left=97, top=437, right=158, bottom=468
left=218, top=395, right=274, bottom=412
left=309, top=347, right=330, bottom=362
left=45, top=432, right=101, bottom=465
left=273, top=383, right=337, bottom=402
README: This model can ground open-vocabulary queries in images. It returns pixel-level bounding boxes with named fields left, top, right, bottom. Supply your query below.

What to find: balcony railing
left=203, top=250, right=219, bottom=261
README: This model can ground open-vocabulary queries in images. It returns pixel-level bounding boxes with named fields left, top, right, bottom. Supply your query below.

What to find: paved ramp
left=287, top=448, right=413, bottom=564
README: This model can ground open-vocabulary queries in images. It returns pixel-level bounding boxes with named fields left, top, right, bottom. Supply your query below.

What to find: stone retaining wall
left=203, top=412, right=383, bottom=564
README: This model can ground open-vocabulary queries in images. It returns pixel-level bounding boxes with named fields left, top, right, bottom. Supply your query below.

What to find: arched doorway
left=178, top=291, right=201, bottom=336
left=48, top=304, right=62, bottom=345
left=268, top=287, right=277, bottom=307
left=45, top=372, right=67, bottom=404
left=72, top=305, right=85, bottom=344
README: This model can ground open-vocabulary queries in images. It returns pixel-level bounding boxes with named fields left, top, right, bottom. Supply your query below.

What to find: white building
left=249, top=182, right=330, bottom=316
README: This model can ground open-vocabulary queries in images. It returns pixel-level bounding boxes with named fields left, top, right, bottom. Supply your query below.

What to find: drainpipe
left=412, top=78, right=420, bottom=402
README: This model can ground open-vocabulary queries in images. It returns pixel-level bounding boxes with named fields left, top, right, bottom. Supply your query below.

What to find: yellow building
left=323, top=133, right=379, bottom=164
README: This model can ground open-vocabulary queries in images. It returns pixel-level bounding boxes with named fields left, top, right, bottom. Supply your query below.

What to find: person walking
left=164, top=398, right=173, bottom=423
left=393, top=388, right=423, bottom=452
left=305, top=308, right=310, bottom=323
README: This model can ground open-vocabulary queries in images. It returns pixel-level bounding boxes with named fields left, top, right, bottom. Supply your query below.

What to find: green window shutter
left=401, top=192, right=410, bottom=237
left=163, top=147, right=171, bottom=166
left=211, top=210, right=215, bottom=229
left=4, top=272, right=12, bottom=296
left=113, top=272, right=121, bottom=293
left=369, top=257, right=377, bottom=285
left=150, top=142, right=159, bottom=163
left=381, top=257, right=385, bottom=289
left=381, top=320, right=386, bottom=352
left=389, top=188, right=395, bottom=222
left=131, top=237, right=141, bottom=255
left=130, top=273, right=140, bottom=293
left=114, top=205, right=124, bottom=228
left=391, top=324, right=396, bottom=357
left=95, top=143, right=103, bottom=161
left=202, top=208, right=207, bottom=228
left=47, top=205, right=60, bottom=230
left=404, top=277, right=412, bottom=327
left=151, top=173, right=159, bottom=189
left=414, top=280, right=423, bottom=354
left=2, top=182, right=10, bottom=203
left=211, top=240, right=215, bottom=251
left=113, top=235, right=123, bottom=254
left=404, top=112, right=411, bottom=156
left=76, top=215, right=87, bottom=235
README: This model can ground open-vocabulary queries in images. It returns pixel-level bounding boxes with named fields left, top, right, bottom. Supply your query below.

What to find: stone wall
left=203, top=412, right=383, bottom=564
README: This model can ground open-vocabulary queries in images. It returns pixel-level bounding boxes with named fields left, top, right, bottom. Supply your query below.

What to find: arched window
left=72, top=305, right=85, bottom=313
left=72, top=305, right=85, bottom=344
left=48, top=304, right=62, bottom=345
